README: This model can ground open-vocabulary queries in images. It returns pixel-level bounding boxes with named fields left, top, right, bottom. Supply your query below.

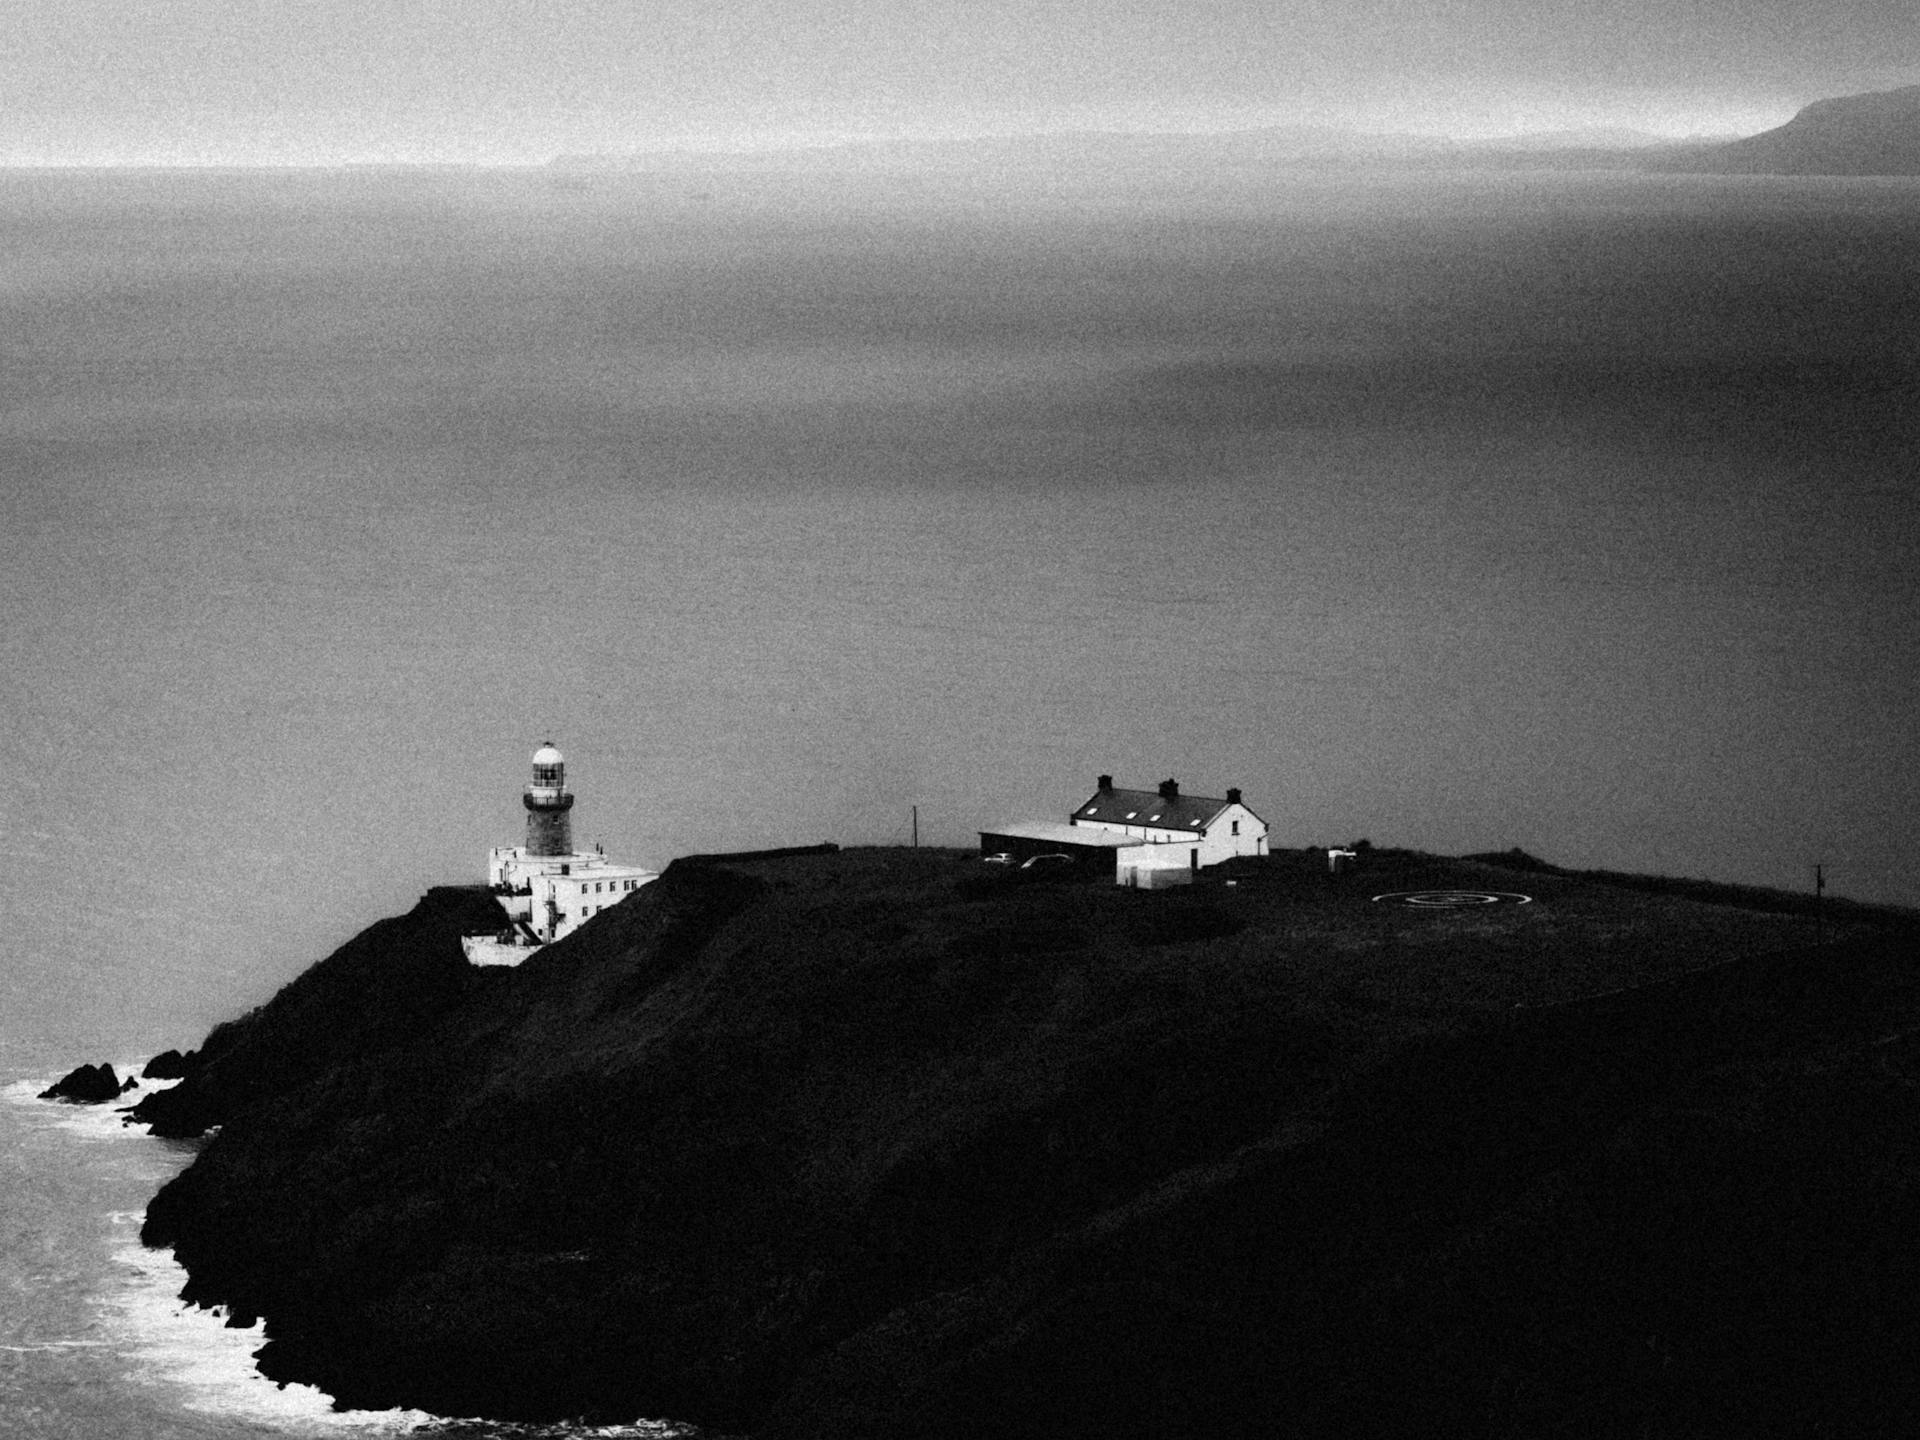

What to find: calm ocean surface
left=2, top=163, right=1916, bottom=1431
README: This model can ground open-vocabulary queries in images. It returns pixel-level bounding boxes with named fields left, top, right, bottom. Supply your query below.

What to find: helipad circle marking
left=1370, top=890, right=1534, bottom=907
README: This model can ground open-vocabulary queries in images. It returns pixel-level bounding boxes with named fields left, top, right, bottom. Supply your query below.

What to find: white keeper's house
left=462, top=742, right=657, bottom=966
left=981, top=775, right=1269, bottom=888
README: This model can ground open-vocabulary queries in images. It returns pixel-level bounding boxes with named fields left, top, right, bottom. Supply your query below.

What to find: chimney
left=1226, top=787, right=1241, bottom=805
left=1158, top=778, right=1179, bottom=800
left=1097, top=774, right=1113, bottom=792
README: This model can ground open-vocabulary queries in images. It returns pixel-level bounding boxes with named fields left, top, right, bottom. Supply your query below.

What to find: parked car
left=981, top=852, right=1013, bottom=864
left=1020, top=853, right=1074, bottom=870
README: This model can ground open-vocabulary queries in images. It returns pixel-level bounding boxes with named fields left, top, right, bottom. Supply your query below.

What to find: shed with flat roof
left=978, top=820, right=1142, bottom=879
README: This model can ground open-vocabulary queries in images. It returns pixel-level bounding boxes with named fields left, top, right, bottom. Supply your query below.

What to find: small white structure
left=462, top=742, right=657, bottom=966
left=1070, top=775, right=1268, bottom=887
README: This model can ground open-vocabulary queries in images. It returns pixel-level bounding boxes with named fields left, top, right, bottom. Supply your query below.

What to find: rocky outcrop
left=141, top=1049, right=198, bottom=1080
left=39, top=1062, right=133, bottom=1103
left=135, top=849, right=1920, bottom=1436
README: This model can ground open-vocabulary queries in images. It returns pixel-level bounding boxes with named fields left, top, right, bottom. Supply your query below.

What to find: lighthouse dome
left=532, top=742, right=565, bottom=767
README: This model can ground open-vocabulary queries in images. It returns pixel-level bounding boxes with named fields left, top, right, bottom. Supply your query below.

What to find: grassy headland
left=134, top=847, right=1920, bottom=1436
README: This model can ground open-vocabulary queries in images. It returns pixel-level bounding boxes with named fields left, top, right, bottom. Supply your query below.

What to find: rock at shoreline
left=39, top=1062, right=132, bottom=1104
left=141, top=1049, right=198, bottom=1080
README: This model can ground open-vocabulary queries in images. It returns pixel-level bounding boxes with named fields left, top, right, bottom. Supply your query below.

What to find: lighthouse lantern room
left=522, top=742, right=576, bottom=857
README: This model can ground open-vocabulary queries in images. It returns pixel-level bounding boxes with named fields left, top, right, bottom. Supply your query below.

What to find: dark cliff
left=139, top=849, right=1920, bottom=1436
left=133, top=885, right=509, bottom=1141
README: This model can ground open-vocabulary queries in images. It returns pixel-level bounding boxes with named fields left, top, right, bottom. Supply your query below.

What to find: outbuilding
left=977, top=820, right=1144, bottom=879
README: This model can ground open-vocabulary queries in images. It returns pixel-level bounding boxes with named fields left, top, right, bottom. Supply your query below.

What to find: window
left=1232, top=820, right=1240, bottom=836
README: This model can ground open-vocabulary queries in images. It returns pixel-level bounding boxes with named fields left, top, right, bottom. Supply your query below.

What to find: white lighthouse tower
left=462, top=741, right=658, bottom=966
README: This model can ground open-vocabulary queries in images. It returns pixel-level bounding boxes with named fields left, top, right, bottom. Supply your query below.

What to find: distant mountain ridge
left=552, top=86, right=1920, bottom=179
left=547, top=125, right=1463, bottom=174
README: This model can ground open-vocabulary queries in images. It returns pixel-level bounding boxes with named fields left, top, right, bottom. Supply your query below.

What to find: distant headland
left=1646, top=84, right=1920, bottom=175
left=550, top=85, right=1920, bottom=179
left=41, top=833, right=1920, bottom=1436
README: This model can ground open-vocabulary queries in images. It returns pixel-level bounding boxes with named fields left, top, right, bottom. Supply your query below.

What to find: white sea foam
left=8, top=1072, right=424, bottom=1431
left=99, top=1214, right=690, bottom=1437
left=101, top=1228, right=436, bottom=1432
left=11, top=1074, right=175, bottom=1139
left=10, top=1074, right=689, bottom=1437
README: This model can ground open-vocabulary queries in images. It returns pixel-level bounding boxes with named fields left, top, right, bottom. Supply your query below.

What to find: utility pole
left=1814, top=863, right=1825, bottom=947
left=912, top=805, right=919, bottom=849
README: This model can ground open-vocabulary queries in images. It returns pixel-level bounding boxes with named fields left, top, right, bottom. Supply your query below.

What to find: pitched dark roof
left=1071, top=786, right=1230, bottom=834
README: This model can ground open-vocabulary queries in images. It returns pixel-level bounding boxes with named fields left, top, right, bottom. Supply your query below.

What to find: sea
left=1, top=159, right=1916, bottom=1433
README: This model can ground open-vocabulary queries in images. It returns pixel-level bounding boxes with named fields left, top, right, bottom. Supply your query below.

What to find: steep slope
left=131, top=885, right=508, bottom=1141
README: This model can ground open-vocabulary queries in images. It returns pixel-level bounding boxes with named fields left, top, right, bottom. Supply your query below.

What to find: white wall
left=1200, top=802, right=1269, bottom=863
left=486, top=845, right=656, bottom=941
left=1082, top=801, right=1268, bottom=872
left=528, top=863, right=655, bottom=941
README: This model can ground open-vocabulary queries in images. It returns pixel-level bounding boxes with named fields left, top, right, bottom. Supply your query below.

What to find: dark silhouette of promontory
left=1652, top=85, right=1920, bottom=175
left=128, top=847, right=1920, bottom=1437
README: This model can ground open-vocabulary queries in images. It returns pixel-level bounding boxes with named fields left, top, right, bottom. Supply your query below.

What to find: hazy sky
left=5, top=0, right=1917, bottom=163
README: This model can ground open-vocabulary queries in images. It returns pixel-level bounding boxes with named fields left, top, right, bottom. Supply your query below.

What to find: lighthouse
left=463, top=741, right=658, bottom=965
left=523, top=742, right=575, bottom=856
